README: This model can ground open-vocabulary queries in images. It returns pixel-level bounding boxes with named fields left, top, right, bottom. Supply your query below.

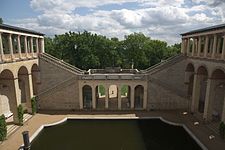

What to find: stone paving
left=0, top=110, right=225, bottom=150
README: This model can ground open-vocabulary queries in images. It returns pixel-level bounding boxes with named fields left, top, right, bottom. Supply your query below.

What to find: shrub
left=31, top=96, right=37, bottom=115
left=219, top=122, right=225, bottom=139
left=17, top=104, right=24, bottom=126
left=0, top=115, right=7, bottom=141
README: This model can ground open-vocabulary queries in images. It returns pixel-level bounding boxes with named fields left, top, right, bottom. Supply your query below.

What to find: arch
left=108, top=85, right=118, bottom=109
left=197, top=66, right=208, bottom=76
left=31, top=63, right=40, bottom=95
left=210, top=69, right=225, bottom=121
left=95, top=84, right=105, bottom=109
left=185, top=63, right=195, bottom=72
left=0, top=69, right=19, bottom=123
left=121, top=85, right=131, bottom=109
left=82, top=85, right=92, bottom=109
left=134, top=85, right=144, bottom=109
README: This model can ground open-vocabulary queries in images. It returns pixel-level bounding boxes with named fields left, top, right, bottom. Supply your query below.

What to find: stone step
left=7, top=124, right=19, bottom=136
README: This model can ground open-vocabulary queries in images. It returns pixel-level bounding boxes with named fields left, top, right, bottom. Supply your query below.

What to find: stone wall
left=38, top=58, right=80, bottom=110
left=147, top=57, right=189, bottom=110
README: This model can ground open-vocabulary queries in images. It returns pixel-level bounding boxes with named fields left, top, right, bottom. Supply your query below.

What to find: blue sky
left=0, top=0, right=225, bottom=44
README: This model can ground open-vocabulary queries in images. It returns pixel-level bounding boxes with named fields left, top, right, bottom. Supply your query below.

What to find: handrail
left=141, top=54, right=184, bottom=74
left=40, top=53, right=84, bottom=74
left=38, top=76, right=76, bottom=98
left=43, top=53, right=85, bottom=72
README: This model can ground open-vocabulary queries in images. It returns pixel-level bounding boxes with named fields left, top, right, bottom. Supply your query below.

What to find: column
left=17, top=35, right=22, bottom=59
left=79, top=84, right=83, bottom=109
left=130, top=86, right=135, bottom=109
left=118, top=85, right=121, bottom=110
left=204, top=36, right=209, bottom=57
left=143, top=84, right=148, bottom=109
left=187, top=38, right=190, bottom=56
left=30, top=37, right=34, bottom=57
left=24, top=36, right=28, bottom=58
left=105, top=85, right=109, bottom=109
left=8, top=34, right=14, bottom=60
left=197, top=37, right=201, bottom=57
left=191, top=73, right=201, bottom=113
left=203, top=78, right=214, bottom=121
left=212, top=34, right=217, bottom=58
left=13, top=78, right=21, bottom=124
left=36, top=38, right=39, bottom=54
left=191, top=38, right=195, bottom=56
left=181, top=38, right=185, bottom=54
left=92, top=85, right=96, bottom=109
left=221, top=36, right=225, bottom=60
left=0, top=32, right=5, bottom=61
left=41, top=38, right=45, bottom=53
left=221, top=96, right=225, bottom=122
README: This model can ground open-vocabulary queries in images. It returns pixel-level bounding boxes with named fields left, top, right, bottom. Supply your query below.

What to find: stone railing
left=79, top=74, right=147, bottom=80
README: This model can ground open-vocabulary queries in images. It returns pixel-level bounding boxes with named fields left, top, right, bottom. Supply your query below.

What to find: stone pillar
left=197, top=37, right=201, bottom=57
left=191, top=38, right=195, bottom=56
left=8, top=34, right=14, bottom=60
left=181, top=38, right=185, bottom=54
left=17, top=35, right=22, bottom=59
left=221, top=96, right=225, bottom=122
left=79, top=84, right=83, bottom=109
left=30, top=37, right=34, bottom=57
left=92, top=85, right=96, bottom=109
left=212, top=34, right=217, bottom=58
left=203, top=78, right=214, bottom=121
left=118, top=85, right=121, bottom=110
left=191, top=74, right=201, bottom=113
left=36, top=38, right=39, bottom=54
left=105, top=85, right=109, bottom=109
left=13, top=78, right=21, bottom=124
left=204, top=36, right=209, bottom=57
left=130, top=86, right=135, bottom=109
left=41, top=38, right=45, bottom=53
left=24, top=36, right=28, bottom=58
left=187, top=38, right=190, bottom=56
left=221, top=36, right=225, bottom=60
left=143, top=84, right=147, bottom=109
left=0, top=32, right=5, bottom=61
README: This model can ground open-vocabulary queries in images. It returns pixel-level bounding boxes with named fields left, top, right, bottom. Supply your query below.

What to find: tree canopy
left=45, top=31, right=180, bottom=70
left=0, top=18, right=3, bottom=24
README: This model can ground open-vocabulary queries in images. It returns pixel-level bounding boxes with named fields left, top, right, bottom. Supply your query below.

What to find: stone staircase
left=39, top=53, right=85, bottom=75
left=141, top=54, right=186, bottom=74
left=6, top=114, right=32, bottom=137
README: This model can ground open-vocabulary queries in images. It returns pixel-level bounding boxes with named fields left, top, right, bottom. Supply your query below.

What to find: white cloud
left=7, top=0, right=224, bottom=45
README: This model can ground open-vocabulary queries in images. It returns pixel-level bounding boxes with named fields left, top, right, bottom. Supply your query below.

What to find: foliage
left=31, top=97, right=37, bottom=115
left=45, top=31, right=180, bottom=70
left=0, top=18, right=3, bottom=24
left=17, top=104, right=24, bottom=126
left=219, top=122, right=225, bottom=139
left=98, top=85, right=105, bottom=96
left=0, top=115, right=7, bottom=141
left=121, top=85, right=128, bottom=96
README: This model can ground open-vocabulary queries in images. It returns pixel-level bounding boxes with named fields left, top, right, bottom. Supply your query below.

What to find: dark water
left=30, top=119, right=203, bottom=150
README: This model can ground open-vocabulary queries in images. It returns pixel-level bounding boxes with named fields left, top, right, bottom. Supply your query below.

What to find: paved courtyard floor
left=0, top=110, right=225, bottom=150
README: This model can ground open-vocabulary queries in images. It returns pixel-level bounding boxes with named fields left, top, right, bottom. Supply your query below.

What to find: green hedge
left=0, top=115, right=7, bottom=141
left=17, top=104, right=24, bottom=126
left=31, top=96, right=37, bottom=115
left=219, top=122, right=225, bottom=139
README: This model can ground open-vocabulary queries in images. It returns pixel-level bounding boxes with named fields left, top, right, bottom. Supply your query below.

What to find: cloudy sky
left=0, top=0, right=225, bottom=44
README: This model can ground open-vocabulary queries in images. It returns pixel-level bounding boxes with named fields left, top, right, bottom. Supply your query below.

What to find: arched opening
left=134, top=85, right=144, bottom=109
left=31, top=64, right=40, bottom=96
left=211, top=69, right=225, bottom=121
left=0, top=69, right=19, bottom=123
left=82, top=85, right=92, bottom=109
left=108, top=85, right=118, bottom=109
left=185, top=63, right=195, bottom=97
left=18, top=66, right=32, bottom=112
left=197, top=66, right=208, bottom=113
left=96, top=85, right=105, bottom=109
left=121, top=85, right=131, bottom=109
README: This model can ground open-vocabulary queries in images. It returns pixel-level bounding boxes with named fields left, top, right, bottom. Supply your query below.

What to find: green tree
left=0, top=18, right=3, bottom=24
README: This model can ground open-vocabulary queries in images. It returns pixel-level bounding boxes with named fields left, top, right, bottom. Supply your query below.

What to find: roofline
left=181, top=23, right=225, bottom=36
left=0, top=24, right=45, bottom=36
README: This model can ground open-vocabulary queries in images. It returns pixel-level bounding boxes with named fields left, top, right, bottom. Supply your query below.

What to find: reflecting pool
left=31, top=119, right=203, bottom=150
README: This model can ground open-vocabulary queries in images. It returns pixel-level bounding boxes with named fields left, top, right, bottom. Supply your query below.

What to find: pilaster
left=79, top=83, right=83, bottom=109
left=118, top=85, right=122, bottom=110
left=105, top=85, right=109, bottom=109
left=143, top=84, right=148, bottom=109
left=130, top=86, right=134, bottom=109
left=191, top=74, right=201, bottom=113
left=92, top=85, right=96, bottom=109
